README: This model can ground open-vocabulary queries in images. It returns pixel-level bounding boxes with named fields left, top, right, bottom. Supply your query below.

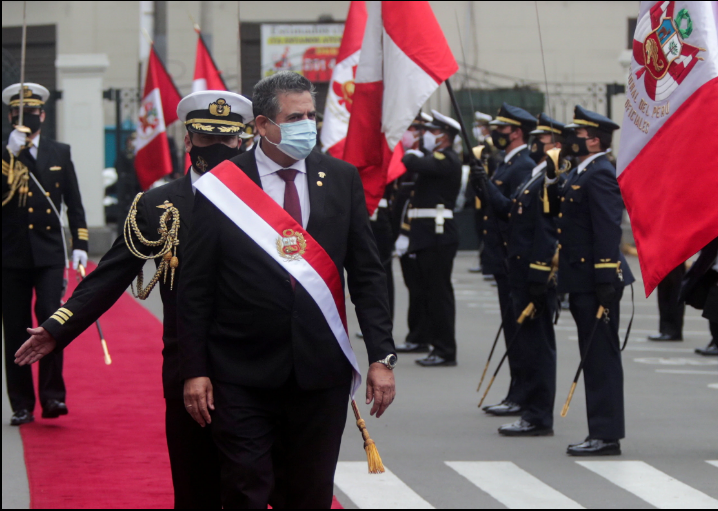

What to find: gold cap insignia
left=209, top=98, right=230, bottom=117
left=23, top=87, right=33, bottom=98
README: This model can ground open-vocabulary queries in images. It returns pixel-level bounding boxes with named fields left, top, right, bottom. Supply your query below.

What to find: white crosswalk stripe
left=334, top=462, right=434, bottom=509
left=577, top=461, right=718, bottom=509
left=445, top=462, right=584, bottom=509
left=708, top=461, right=718, bottom=469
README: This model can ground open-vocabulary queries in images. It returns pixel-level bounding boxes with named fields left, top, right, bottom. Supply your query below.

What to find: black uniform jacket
left=42, top=174, right=194, bottom=399
left=681, top=237, right=718, bottom=320
left=178, top=148, right=395, bottom=391
left=481, top=146, right=534, bottom=275
left=2, top=138, right=88, bottom=269
left=485, top=166, right=558, bottom=288
left=547, top=154, right=635, bottom=293
left=401, top=147, right=462, bottom=253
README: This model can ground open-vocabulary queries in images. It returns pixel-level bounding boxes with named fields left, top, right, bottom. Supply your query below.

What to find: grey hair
left=252, top=71, right=316, bottom=120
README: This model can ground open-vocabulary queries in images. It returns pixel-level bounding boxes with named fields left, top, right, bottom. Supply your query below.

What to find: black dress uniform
left=370, top=184, right=395, bottom=319
left=681, top=237, right=718, bottom=356
left=481, top=104, right=537, bottom=408
left=2, top=84, right=88, bottom=420
left=546, top=106, right=635, bottom=451
left=37, top=90, right=256, bottom=508
left=402, top=111, right=463, bottom=365
left=650, top=263, right=686, bottom=340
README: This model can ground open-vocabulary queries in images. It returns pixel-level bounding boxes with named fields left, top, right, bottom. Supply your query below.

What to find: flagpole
left=444, top=79, right=477, bottom=165
left=17, top=1, right=30, bottom=133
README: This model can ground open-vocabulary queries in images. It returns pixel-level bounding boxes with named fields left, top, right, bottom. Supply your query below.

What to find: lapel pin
left=318, top=172, right=326, bottom=178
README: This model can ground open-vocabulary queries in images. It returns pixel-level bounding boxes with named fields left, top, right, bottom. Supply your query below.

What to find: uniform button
left=524, top=190, right=530, bottom=195
left=517, top=256, right=521, bottom=260
left=45, top=192, right=51, bottom=197
left=557, top=228, right=562, bottom=234
left=504, top=242, right=508, bottom=247
left=558, top=244, right=562, bottom=249
left=29, top=224, right=34, bottom=229
left=46, top=226, right=51, bottom=231
left=558, top=213, right=563, bottom=218
left=570, top=198, right=574, bottom=202
left=483, top=230, right=488, bottom=235
left=28, top=207, right=34, bottom=213
left=561, top=197, right=565, bottom=202
left=47, top=209, right=52, bottom=214
left=581, top=258, right=586, bottom=263
left=28, top=192, right=33, bottom=197
left=484, top=216, right=488, bottom=221
left=508, top=213, right=511, bottom=218
left=56, top=183, right=60, bottom=188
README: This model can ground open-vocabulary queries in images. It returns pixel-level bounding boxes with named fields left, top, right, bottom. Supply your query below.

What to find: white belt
left=378, top=198, right=388, bottom=208
left=370, top=198, right=389, bottom=221
left=407, top=208, right=454, bottom=219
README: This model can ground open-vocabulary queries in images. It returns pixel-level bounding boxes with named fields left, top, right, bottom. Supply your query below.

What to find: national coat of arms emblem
left=276, top=229, right=307, bottom=261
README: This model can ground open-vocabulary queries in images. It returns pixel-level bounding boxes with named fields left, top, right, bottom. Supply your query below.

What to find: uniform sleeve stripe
left=50, top=315, right=66, bottom=325
left=595, top=263, right=619, bottom=269
left=54, top=310, right=70, bottom=322
left=58, top=308, right=73, bottom=317
left=529, top=264, right=551, bottom=271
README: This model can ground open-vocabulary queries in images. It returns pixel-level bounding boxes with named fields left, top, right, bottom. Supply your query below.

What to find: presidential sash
left=194, top=160, right=362, bottom=397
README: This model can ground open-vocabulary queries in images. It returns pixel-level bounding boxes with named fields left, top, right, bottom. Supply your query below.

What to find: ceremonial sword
left=77, top=264, right=113, bottom=366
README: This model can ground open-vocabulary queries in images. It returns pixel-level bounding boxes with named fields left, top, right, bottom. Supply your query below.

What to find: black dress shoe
left=469, top=266, right=482, bottom=274
left=415, top=354, right=457, bottom=367
left=482, top=400, right=508, bottom=412
left=498, top=419, right=553, bottom=437
left=485, top=401, right=523, bottom=417
left=648, top=333, right=683, bottom=342
left=10, top=410, right=34, bottom=426
left=42, top=400, right=69, bottom=419
left=567, top=439, right=621, bottom=457
left=395, top=342, right=431, bottom=353
left=695, top=342, right=718, bottom=356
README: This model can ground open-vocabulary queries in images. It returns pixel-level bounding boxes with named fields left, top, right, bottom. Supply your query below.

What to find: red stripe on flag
left=336, top=1, right=367, bottom=62
left=619, top=77, right=718, bottom=296
left=211, top=161, right=348, bottom=329
left=381, top=1, right=458, bottom=84
left=194, top=32, right=228, bottom=90
left=147, top=48, right=182, bottom=126
left=135, top=133, right=173, bottom=190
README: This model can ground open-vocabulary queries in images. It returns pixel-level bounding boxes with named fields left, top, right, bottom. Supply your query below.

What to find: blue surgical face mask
left=265, top=118, right=317, bottom=160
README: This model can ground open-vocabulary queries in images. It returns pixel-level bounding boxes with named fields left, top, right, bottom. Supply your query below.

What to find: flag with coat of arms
left=617, top=0, right=718, bottom=295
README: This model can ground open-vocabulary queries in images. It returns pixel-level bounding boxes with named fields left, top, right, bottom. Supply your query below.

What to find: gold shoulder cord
left=123, top=193, right=181, bottom=300
left=2, top=152, right=31, bottom=207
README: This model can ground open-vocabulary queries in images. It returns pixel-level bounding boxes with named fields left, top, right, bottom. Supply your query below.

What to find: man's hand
left=15, top=327, right=57, bottom=366
left=366, top=362, right=396, bottom=419
left=183, top=377, right=214, bottom=427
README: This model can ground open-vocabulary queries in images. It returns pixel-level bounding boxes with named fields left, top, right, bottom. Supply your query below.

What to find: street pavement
left=3, top=254, right=717, bottom=509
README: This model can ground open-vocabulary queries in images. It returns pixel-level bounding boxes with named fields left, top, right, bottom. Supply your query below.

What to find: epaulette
left=124, top=193, right=181, bottom=300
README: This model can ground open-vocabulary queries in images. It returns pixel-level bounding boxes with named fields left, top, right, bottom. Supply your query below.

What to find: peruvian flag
left=135, top=47, right=182, bottom=190
left=191, top=27, right=228, bottom=92
left=617, top=1, right=718, bottom=295
left=321, top=1, right=367, bottom=158
left=343, top=1, right=458, bottom=214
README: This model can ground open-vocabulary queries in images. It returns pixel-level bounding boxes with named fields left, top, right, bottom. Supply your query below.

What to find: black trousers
left=400, top=253, right=429, bottom=346
left=511, top=287, right=557, bottom=429
left=165, top=398, right=222, bottom=509
left=2, top=266, right=66, bottom=412
left=494, top=273, right=523, bottom=405
left=710, top=321, right=717, bottom=345
left=211, top=376, right=350, bottom=509
left=370, top=216, right=395, bottom=320
left=415, top=244, right=458, bottom=361
left=656, top=263, right=685, bottom=338
left=569, top=289, right=626, bottom=441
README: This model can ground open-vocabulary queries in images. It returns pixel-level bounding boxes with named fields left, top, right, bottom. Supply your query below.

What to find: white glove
left=8, top=129, right=27, bottom=156
left=404, top=149, right=424, bottom=158
left=72, top=250, right=88, bottom=271
left=394, top=234, right=410, bottom=258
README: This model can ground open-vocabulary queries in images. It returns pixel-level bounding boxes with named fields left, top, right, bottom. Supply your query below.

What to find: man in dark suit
left=2, top=83, right=88, bottom=426
left=480, top=103, right=537, bottom=417
left=14, top=90, right=255, bottom=508
left=681, top=237, right=718, bottom=356
left=399, top=110, right=462, bottom=367
left=546, top=105, right=636, bottom=456
left=179, top=72, right=397, bottom=509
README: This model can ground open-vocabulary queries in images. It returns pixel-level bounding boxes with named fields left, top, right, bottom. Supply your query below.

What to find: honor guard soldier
left=469, top=111, right=494, bottom=274
left=545, top=105, right=635, bottom=456
left=370, top=184, right=396, bottom=320
left=2, top=83, right=89, bottom=426
left=480, top=103, right=537, bottom=416
left=15, top=90, right=254, bottom=508
left=681, top=237, right=718, bottom=357
left=399, top=110, right=462, bottom=367
left=475, top=113, right=564, bottom=436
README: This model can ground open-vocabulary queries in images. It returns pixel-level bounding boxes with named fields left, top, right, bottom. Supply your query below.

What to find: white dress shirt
left=576, top=151, right=607, bottom=174
left=255, top=141, right=310, bottom=228
left=190, top=167, right=202, bottom=193
left=28, top=133, right=40, bottom=159
left=504, top=144, right=527, bottom=163
left=532, top=160, right=547, bottom=177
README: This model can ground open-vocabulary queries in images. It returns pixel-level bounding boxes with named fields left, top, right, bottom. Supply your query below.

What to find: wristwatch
left=376, top=354, right=398, bottom=370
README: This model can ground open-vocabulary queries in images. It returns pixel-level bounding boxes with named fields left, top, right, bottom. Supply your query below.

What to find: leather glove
left=8, top=129, right=27, bottom=157
left=595, top=283, right=617, bottom=309
left=470, top=163, right=489, bottom=196
left=394, top=234, right=410, bottom=258
left=72, top=250, right=89, bottom=271
left=529, top=283, right=548, bottom=317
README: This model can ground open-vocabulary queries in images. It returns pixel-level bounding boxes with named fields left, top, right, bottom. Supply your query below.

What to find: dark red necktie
left=277, top=169, right=302, bottom=290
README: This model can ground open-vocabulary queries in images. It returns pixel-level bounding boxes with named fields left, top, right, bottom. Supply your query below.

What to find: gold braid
left=2, top=151, right=31, bottom=208
left=123, top=193, right=181, bottom=300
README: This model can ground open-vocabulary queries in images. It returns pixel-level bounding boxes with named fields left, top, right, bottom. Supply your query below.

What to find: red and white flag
left=321, top=1, right=368, bottom=158
left=617, top=0, right=718, bottom=295
left=135, top=47, right=182, bottom=190
left=343, top=1, right=458, bottom=215
left=192, top=28, right=228, bottom=92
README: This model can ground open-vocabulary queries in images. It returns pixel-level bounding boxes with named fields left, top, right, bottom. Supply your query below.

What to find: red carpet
left=19, top=264, right=343, bottom=509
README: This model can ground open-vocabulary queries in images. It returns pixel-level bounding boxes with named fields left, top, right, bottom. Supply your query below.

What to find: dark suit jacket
left=2, top=138, right=88, bottom=268
left=43, top=174, right=194, bottom=399
left=481, top=146, right=534, bottom=275
left=485, top=168, right=558, bottom=288
left=547, top=154, right=635, bottom=293
left=178, top=148, right=395, bottom=391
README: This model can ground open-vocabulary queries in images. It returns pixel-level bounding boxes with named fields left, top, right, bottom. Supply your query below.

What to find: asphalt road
left=3, top=254, right=717, bottom=509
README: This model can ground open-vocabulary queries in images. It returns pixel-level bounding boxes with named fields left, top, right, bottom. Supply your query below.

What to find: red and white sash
left=194, top=160, right=362, bottom=397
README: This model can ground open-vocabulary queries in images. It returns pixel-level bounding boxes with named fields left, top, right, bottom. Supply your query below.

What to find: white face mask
left=423, top=131, right=439, bottom=152
left=473, top=126, right=486, bottom=143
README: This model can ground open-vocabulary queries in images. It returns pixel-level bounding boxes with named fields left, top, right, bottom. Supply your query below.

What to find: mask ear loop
left=262, top=117, right=283, bottom=148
